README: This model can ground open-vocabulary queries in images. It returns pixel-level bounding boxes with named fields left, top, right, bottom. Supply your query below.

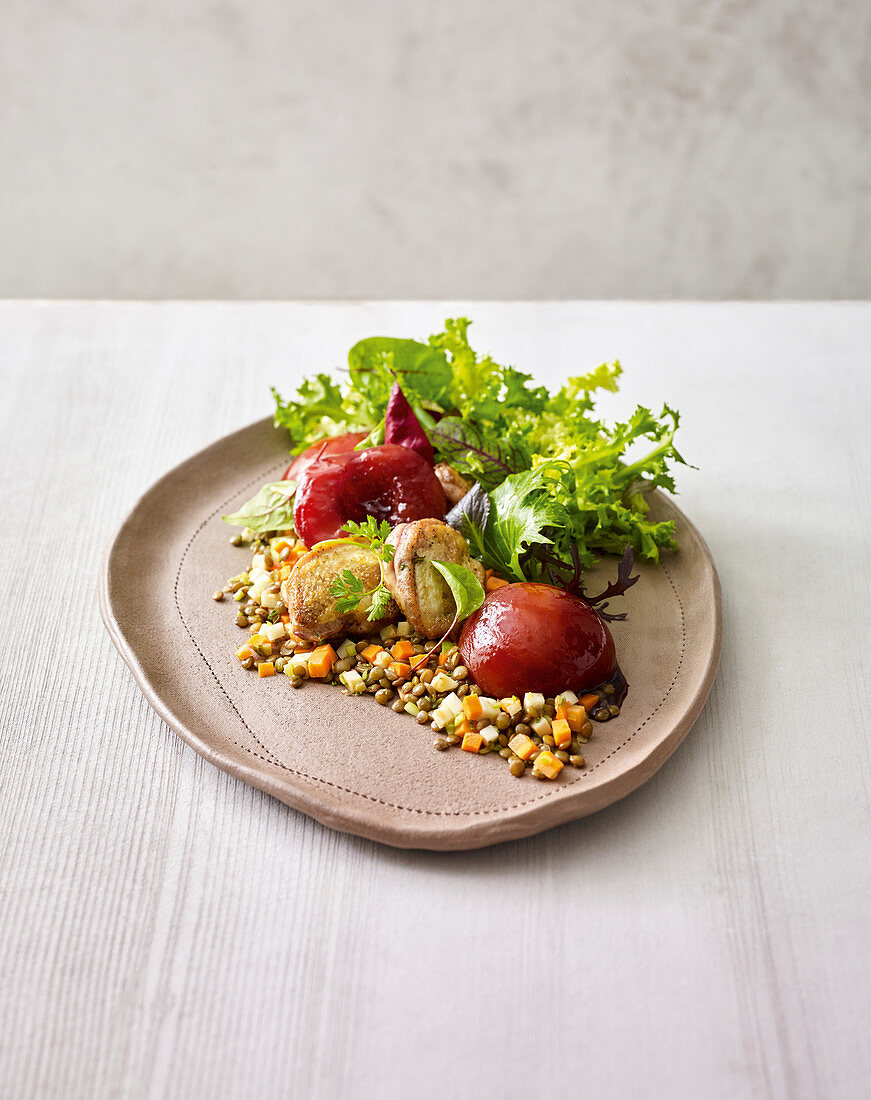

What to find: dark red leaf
left=384, top=381, right=434, bottom=465
left=529, top=542, right=639, bottom=621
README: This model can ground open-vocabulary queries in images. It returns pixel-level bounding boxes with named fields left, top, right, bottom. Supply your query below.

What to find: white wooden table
left=2, top=302, right=869, bottom=1100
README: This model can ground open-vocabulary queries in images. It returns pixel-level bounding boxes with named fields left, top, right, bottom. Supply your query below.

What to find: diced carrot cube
left=280, top=613, right=290, bottom=624
left=235, top=645, right=253, bottom=661
left=461, top=731, right=483, bottom=753
left=391, top=639, right=416, bottom=660
left=552, top=718, right=572, bottom=749
left=389, top=662, right=412, bottom=679
left=564, top=704, right=586, bottom=732
left=307, top=644, right=337, bottom=679
left=258, top=662, right=275, bottom=678
left=580, top=694, right=600, bottom=712
left=361, top=644, right=384, bottom=663
left=508, top=733, right=537, bottom=761
left=462, top=695, right=485, bottom=721
left=486, top=576, right=510, bottom=592
left=533, top=750, right=563, bottom=779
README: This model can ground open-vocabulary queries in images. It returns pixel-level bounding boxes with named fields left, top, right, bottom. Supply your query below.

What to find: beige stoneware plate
left=100, top=417, right=721, bottom=850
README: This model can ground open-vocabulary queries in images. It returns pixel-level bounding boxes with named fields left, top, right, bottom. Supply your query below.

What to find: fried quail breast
left=385, top=518, right=485, bottom=639
left=283, top=540, right=398, bottom=642
left=434, top=463, right=474, bottom=507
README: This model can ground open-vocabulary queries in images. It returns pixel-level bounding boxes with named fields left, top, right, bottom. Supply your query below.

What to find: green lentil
left=509, top=759, right=526, bottom=777
left=570, top=754, right=586, bottom=768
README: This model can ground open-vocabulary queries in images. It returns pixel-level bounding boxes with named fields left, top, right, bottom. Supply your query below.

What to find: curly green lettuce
left=272, top=319, right=690, bottom=570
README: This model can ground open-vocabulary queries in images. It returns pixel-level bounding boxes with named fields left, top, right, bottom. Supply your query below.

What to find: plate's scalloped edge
left=99, top=416, right=723, bottom=851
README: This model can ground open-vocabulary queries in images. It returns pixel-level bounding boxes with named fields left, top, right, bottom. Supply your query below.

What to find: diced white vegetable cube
left=260, top=591, right=280, bottom=609
left=555, top=690, right=578, bottom=708
left=500, top=696, right=522, bottom=717
left=479, top=724, right=500, bottom=743
left=262, top=622, right=286, bottom=642
left=477, top=697, right=500, bottom=721
left=530, top=716, right=552, bottom=737
left=440, top=692, right=463, bottom=720
left=339, top=670, right=366, bottom=694
left=524, top=692, right=546, bottom=717
left=430, top=672, right=457, bottom=693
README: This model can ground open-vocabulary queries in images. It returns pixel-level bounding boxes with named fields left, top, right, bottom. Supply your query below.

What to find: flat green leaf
left=222, top=480, right=296, bottom=532
left=430, top=560, right=486, bottom=623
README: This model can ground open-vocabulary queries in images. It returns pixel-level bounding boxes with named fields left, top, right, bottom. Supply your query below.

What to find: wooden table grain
left=1, top=302, right=869, bottom=1100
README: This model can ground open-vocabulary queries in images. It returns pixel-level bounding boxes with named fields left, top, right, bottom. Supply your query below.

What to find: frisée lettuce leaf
left=272, top=318, right=690, bottom=572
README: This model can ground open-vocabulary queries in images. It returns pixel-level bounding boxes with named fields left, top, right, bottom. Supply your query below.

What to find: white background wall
left=2, top=0, right=869, bottom=299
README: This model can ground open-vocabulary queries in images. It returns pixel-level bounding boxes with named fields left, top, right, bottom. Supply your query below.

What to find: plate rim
left=99, top=416, right=722, bottom=849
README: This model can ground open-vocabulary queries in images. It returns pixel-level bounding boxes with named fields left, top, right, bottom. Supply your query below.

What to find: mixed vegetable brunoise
left=216, top=320, right=688, bottom=781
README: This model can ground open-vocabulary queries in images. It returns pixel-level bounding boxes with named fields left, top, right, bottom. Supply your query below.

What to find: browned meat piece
left=282, top=541, right=398, bottom=642
left=384, top=518, right=485, bottom=639
left=434, top=463, right=474, bottom=507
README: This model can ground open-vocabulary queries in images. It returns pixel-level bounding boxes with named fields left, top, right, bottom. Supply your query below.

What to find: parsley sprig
left=330, top=517, right=396, bottom=621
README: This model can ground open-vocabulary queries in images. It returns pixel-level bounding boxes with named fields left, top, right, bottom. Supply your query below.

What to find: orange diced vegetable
left=564, top=704, right=586, bottom=732
left=307, top=644, right=337, bottom=679
left=280, top=613, right=290, bottom=624
left=462, top=695, right=485, bottom=721
left=258, top=662, right=275, bottom=678
left=455, top=716, right=474, bottom=737
left=486, top=576, right=510, bottom=592
left=438, top=651, right=450, bottom=666
left=533, top=750, right=563, bottom=779
left=580, top=693, right=601, bottom=712
left=461, top=731, right=483, bottom=753
left=389, top=662, right=412, bottom=680
left=508, top=733, right=536, bottom=761
left=552, top=718, right=572, bottom=749
left=391, top=639, right=416, bottom=660
left=361, top=644, right=384, bottom=663
left=235, top=645, right=253, bottom=661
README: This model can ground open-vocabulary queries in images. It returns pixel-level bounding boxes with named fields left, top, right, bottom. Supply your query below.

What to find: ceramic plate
left=100, top=417, right=721, bottom=850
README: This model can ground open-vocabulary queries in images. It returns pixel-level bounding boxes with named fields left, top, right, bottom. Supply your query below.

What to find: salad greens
left=429, top=561, right=486, bottom=626
left=222, top=480, right=297, bottom=533
left=273, top=318, right=688, bottom=576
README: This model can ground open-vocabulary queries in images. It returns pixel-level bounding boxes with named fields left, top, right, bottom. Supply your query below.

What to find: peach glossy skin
left=293, top=444, right=446, bottom=546
left=283, top=432, right=368, bottom=484
left=458, top=583, right=617, bottom=699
